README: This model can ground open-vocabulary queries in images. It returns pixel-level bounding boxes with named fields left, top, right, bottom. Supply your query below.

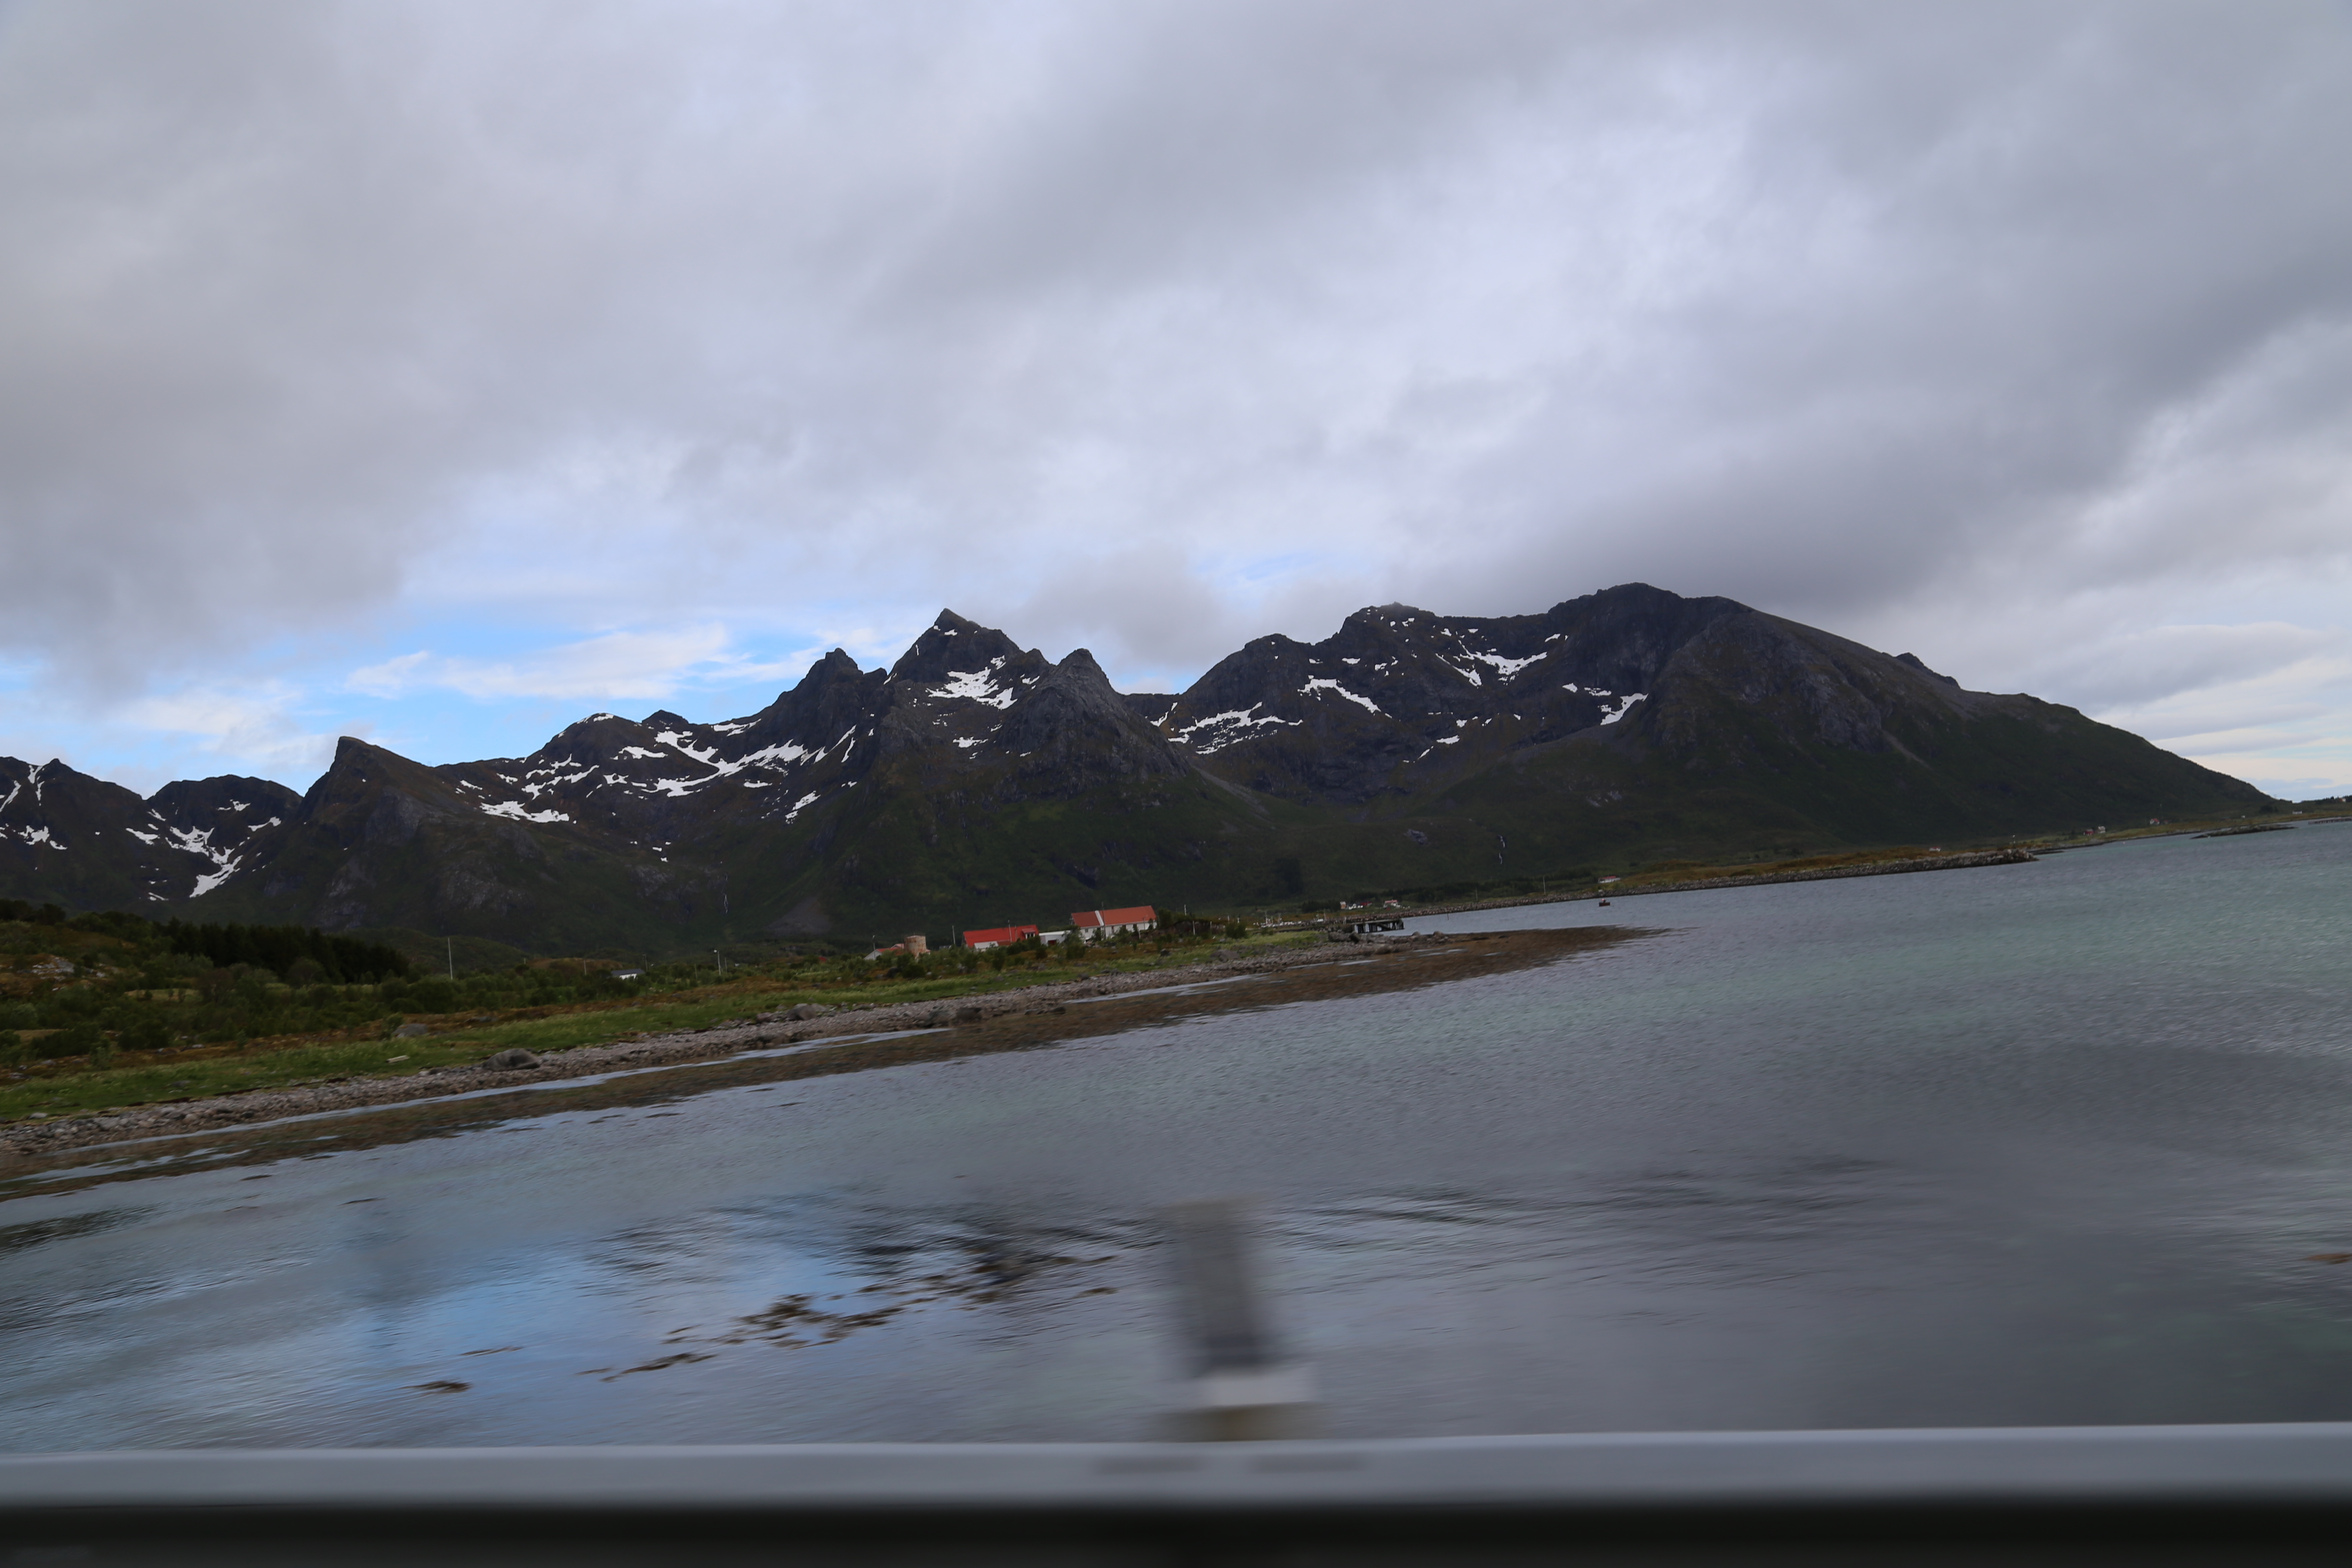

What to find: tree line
left=0, top=900, right=412, bottom=981
left=154, top=919, right=412, bottom=983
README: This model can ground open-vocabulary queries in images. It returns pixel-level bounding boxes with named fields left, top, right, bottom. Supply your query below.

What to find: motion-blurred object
left=1162, top=1198, right=1317, bottom=1440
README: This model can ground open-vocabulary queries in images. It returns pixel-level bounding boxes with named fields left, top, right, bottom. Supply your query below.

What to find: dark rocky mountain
left=0, top=759, right=300, bottom=911
left=0, top=587, right=2269, bottom=951
left=1125, top=586, right=1752, bottom=802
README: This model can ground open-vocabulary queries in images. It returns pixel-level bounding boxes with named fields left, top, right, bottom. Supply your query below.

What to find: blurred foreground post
left=1162, top=1198, right=1316, bottom=1440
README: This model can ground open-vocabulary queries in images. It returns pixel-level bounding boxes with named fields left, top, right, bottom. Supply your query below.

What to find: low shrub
left=41, top=1021, right=104, bottom=1060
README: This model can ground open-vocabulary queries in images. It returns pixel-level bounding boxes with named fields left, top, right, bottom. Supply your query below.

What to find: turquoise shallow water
left=3, top=826, right=2350, bottom=1447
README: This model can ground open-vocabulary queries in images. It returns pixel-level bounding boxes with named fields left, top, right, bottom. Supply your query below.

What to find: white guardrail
left=8, top=1425, right=2352, bottom=1511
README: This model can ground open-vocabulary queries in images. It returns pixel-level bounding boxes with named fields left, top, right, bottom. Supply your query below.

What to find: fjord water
left=6, top=827, right=2352, bottom=1449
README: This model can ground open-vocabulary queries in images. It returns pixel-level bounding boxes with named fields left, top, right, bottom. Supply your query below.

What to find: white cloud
left=347, top=626, right=802, bottom=704
left=116, top=683, right=345, bottom=778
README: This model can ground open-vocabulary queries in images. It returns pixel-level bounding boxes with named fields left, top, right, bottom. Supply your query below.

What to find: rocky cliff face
left=0, top=587, right=2270, bottom=947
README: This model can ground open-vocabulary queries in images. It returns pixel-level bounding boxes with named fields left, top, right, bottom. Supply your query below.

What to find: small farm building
left=1070, top=906, right=1157, bottom=941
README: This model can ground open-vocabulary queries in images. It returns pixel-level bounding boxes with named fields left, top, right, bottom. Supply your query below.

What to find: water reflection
left=5, top=828, right=2352, bottom=1448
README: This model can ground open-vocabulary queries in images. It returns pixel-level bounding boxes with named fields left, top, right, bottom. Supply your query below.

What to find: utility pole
left=446, top=938, right=454, bottom=981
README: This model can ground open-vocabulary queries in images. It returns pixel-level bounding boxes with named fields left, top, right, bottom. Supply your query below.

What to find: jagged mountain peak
left=889, top=609, right=1030, bottom=686
left=991, top=642, right=1191, bottom=789
left=311, top=735, right=450, bottom=802
left=318, top=735, right=408, bottom=786
left=0, top=584, right=2273, bottom=944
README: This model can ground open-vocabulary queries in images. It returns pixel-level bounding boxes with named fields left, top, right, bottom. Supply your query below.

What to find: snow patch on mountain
left=1599, top=693, right=1647, bottom=723
left=732, top=741, right=813, bottom=771
left=480, top=801, right=572, bottom=824
left=654, top=730, right=720, bottom=765
left=1461, top=649, right=1546, bottom=678
left=165, top=818, right=260, bottom=895
left=521, top=768, right=595, bottom=798
left=935, top=658, right=1020, bottom=709
left=1299, top=678, right=1381, bottom=714
left=1173, top=704, right=1301, bottom=753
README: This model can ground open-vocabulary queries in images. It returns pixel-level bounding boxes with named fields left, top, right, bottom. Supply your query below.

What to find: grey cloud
left=1, top=0, right=2349, bottom=783
left=2032, top=624, right=2340, bottom=712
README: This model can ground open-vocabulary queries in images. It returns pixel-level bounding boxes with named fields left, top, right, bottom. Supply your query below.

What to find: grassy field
left=1, top=931, right=1317, bottom=1127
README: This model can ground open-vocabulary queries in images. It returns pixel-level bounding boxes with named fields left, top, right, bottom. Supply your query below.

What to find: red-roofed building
left=962, top=924, right=1039, bottom=951
left=1070, top=906, right=1157, bottom=941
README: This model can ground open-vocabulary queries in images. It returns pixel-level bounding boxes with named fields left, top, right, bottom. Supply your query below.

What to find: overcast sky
left=4, top=0, right=2349, bottom=798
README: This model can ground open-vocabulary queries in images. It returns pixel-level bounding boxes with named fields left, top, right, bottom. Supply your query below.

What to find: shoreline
left=2, top=928, right=1626, bottom=1168
left=3, top=845, right=2057, bottom=1164
left=1286, top=846, right=2040, bottom=928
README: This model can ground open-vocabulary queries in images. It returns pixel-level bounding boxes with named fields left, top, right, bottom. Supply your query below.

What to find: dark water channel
left=5, top=826, right=2352, bottom=1448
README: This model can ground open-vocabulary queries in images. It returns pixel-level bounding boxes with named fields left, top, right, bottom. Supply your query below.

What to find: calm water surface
left=5, top=827, right=2351, bottom=1447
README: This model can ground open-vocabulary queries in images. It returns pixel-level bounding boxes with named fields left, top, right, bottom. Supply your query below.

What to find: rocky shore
left=1, top=934, right=1450, bottom=1161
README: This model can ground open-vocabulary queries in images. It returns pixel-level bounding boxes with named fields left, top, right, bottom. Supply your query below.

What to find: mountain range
left=0, top=584, right=2267, bottom=954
